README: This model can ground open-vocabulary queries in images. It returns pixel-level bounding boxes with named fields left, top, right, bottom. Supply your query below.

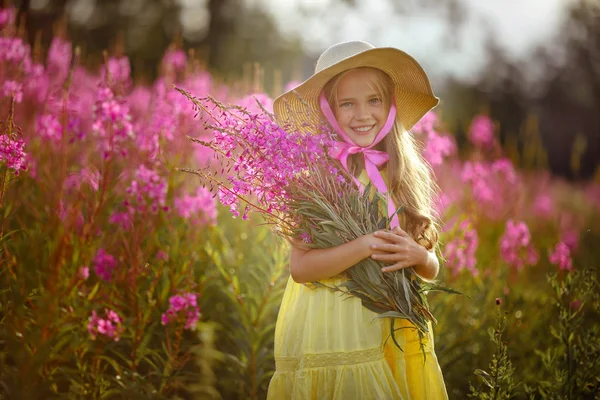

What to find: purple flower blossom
left=88, top=308, right=124, bottom=341
left=499, top=220, right=539, bottom=270
left=109, top=211, right=133, bottom=230
left=162, top=49, right=187, bottom=73
left=0, top=7, right=15, bottom=29
left=468, top=115, right=495, bottom=149
left=443, top=219, right=479, bottom=277
left=284, top=80, right=302, bottom=92
left=63, top=168, right=100, bottom=193
left=93, top=248, right=117, bottom=281
left=548, top=241, right=573, bottom=271
left=0, top=135, right=27, bottom=173
left=79, top=266, right=90, bottom=280
left=47, top=37, right=72, bottom=84
left=1, top=80, right=23, bottom=103
left=36, top=114, right=62, bottom=142
left=0, top=37, right=30, bottom=64
left=103, top=56, right=131, bottom=87
left=174, top=186, right=217, bottom=224
left=124, top=165, right=168, bottom=214
left=161, top=292, right=200, bottom=330
left=423, top=130, right=456, bottom=166
left=92, top=85, right=135, bottom=159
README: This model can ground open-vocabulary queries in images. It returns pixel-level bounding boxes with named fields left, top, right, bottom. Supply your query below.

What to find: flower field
left=1, top=7, right=599, bottom=399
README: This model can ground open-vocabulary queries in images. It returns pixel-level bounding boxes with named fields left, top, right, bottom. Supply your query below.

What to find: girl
left=267, top=41, right=448, bottom=399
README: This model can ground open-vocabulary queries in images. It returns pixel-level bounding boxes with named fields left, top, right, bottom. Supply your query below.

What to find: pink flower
left=442, top=219, right=479, bottom=277
left=236, top=93, right=274, bottom=114
left=0, top=37, right=30, bottom=64
left=548, top=241, right=573, bottom=271
left=1, top=80, right=23, bottom=103
left=79, top=266, right=90, bottom=280
left=92, top=85, right=135, bottom=159
left=468, top=115, right=495, bottom=149
left=124, top=165, right=168, bottom=215
left=174, top=186, right=217, bottom=224
left=88, top=308, right=124, bottom=341
left=64, top=168, right=100, bottom=193
left=499, top=220, right=538, bottom=270
left=47, top=37, right=72, bottom=84
left=284, top=80, right=302, bottom=92
left=162, top=49, right=187, bottom=73
left=109, top=211, right=133, bottom=230
left=93, top=248, right=117, bottom=281
left=423, top=131, right=456, bottom=167
left=533, top=194, right=553, bottom=218
left=0, top=135, right=27, bottom=173
left=103, top=56, right=131, bottom=86
left=0, top=7, right=15, bottom=28
left=36, top=114, right=62, bottom=142
left=162, top=292, right=200, bottom=330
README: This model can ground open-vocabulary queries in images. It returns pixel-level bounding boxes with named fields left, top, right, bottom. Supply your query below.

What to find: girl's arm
left=289, top=233, right=389, bottom=283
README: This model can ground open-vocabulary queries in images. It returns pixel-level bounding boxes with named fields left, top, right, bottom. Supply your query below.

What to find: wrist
left=357, top=234, right=374, bottom=258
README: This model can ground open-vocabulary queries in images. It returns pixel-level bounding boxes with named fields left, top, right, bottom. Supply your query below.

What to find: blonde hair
left=323, top=67, right=442, bottom=252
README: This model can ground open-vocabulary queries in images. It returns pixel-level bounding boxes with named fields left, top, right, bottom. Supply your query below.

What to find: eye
left=369, top=97, right=381, bottom=104
left=340, top=102, right=353, bottom=108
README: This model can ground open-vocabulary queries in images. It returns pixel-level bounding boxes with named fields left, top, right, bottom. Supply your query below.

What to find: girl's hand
left=369, top=226, right=428, bottom=273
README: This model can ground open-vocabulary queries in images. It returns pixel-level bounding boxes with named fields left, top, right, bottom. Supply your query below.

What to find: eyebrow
left=338, top=93, right=380, bottom=103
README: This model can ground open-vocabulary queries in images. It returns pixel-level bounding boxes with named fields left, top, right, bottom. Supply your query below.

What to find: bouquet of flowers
left=175, top=86, right=459, bottom=348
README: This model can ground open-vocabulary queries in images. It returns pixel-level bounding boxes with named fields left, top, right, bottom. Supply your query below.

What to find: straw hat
left=273, top=40, right=439, bottom=131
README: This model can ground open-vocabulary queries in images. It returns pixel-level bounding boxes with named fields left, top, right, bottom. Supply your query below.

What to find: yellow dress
left=267, top=169, right=448, bottom=400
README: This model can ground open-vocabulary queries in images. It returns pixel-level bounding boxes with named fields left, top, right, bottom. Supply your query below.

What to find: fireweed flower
left=36, top=114, right=63, bottom=142
left=1, top=80, right=23, bottom=103
left=92, top=85, right=135, bottom=159
left=0, top=7, right=15, bottom=29
left=411, top=111, right=456, bottom=166
left=443, top=219, right=479, bottom=277
left=124, top=165, right=168, bottom=215
left=161, top=48, right=187, bottom=74
left=108, top=211, right=133, bottom=230
left=88, top=309, right=124, bottom=341
left=47, top=36, right=72, bottom=84
left=0, top=37, right=30, bottom=64
left=0, top=135, right=27, bottom=174
left=548, top=241, right=573, bottom=272
left=468, top=114, right=495, bottom=149
left=93, top=248, right=117, bottom=281
left=102, top=56, right=131, bottom=87
left=174, top=186, right=217, bottom=225
left=461, top=159, right=520, bottom=220
left=499, top=219, right=539, bottom=270
left=78, top=266, right=90, bottom=280
left=63, top=167, right=100, bottom=193
left=161, top=293, right=200, bottom=330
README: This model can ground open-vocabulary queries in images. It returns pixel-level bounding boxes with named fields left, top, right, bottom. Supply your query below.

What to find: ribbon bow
left=319, top=92, right=400, bottom=228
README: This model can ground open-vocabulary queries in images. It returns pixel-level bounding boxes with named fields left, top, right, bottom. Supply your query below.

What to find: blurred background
left=10, top=0, right=600, bottom=181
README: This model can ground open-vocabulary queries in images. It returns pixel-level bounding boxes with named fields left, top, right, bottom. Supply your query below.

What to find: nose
left=355, top=103, right=371, bottom=120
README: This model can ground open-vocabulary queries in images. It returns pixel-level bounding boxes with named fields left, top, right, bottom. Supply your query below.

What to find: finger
left=392, top=226, right=409, bottom=237
left=373, top=231, right=405, bottom=243
left=381, top=262, right=410, bottom=273
left=371, top=253, right=407, bottom=262
left=370, top=243, right=404, bottom=253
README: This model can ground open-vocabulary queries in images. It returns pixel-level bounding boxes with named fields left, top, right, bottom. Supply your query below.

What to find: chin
left=351, top=136, right=376, bottom=148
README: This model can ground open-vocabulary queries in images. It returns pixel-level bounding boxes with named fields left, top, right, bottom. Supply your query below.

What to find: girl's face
left=334, top=68, right=387, bottom=147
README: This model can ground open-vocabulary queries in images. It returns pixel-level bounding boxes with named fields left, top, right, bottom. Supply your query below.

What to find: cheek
left=336, top=110, right=353, bottom=126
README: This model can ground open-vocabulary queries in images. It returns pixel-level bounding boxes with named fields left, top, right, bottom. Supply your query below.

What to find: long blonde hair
left=323, top=67, right=442, bottom=251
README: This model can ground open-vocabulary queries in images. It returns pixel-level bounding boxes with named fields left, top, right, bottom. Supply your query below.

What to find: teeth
left=354, top=126, right=373, bottom=132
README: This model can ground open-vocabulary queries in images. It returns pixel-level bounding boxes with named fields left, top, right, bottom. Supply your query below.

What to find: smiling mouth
left=351, top=125, right=376, bottom=135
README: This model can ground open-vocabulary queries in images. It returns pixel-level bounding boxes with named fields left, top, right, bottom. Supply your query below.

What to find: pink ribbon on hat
left=319, top=92, right=400, bottom=228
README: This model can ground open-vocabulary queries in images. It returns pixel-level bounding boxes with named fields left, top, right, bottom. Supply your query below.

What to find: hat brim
left=273, top=47, right=439, bottom=132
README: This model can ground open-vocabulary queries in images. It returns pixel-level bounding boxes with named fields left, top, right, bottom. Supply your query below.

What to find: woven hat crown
left=315, top=41, right=375, bottom=73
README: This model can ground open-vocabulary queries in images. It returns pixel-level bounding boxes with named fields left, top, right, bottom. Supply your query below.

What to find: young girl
left=267, top=41, right=448, bottom=399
